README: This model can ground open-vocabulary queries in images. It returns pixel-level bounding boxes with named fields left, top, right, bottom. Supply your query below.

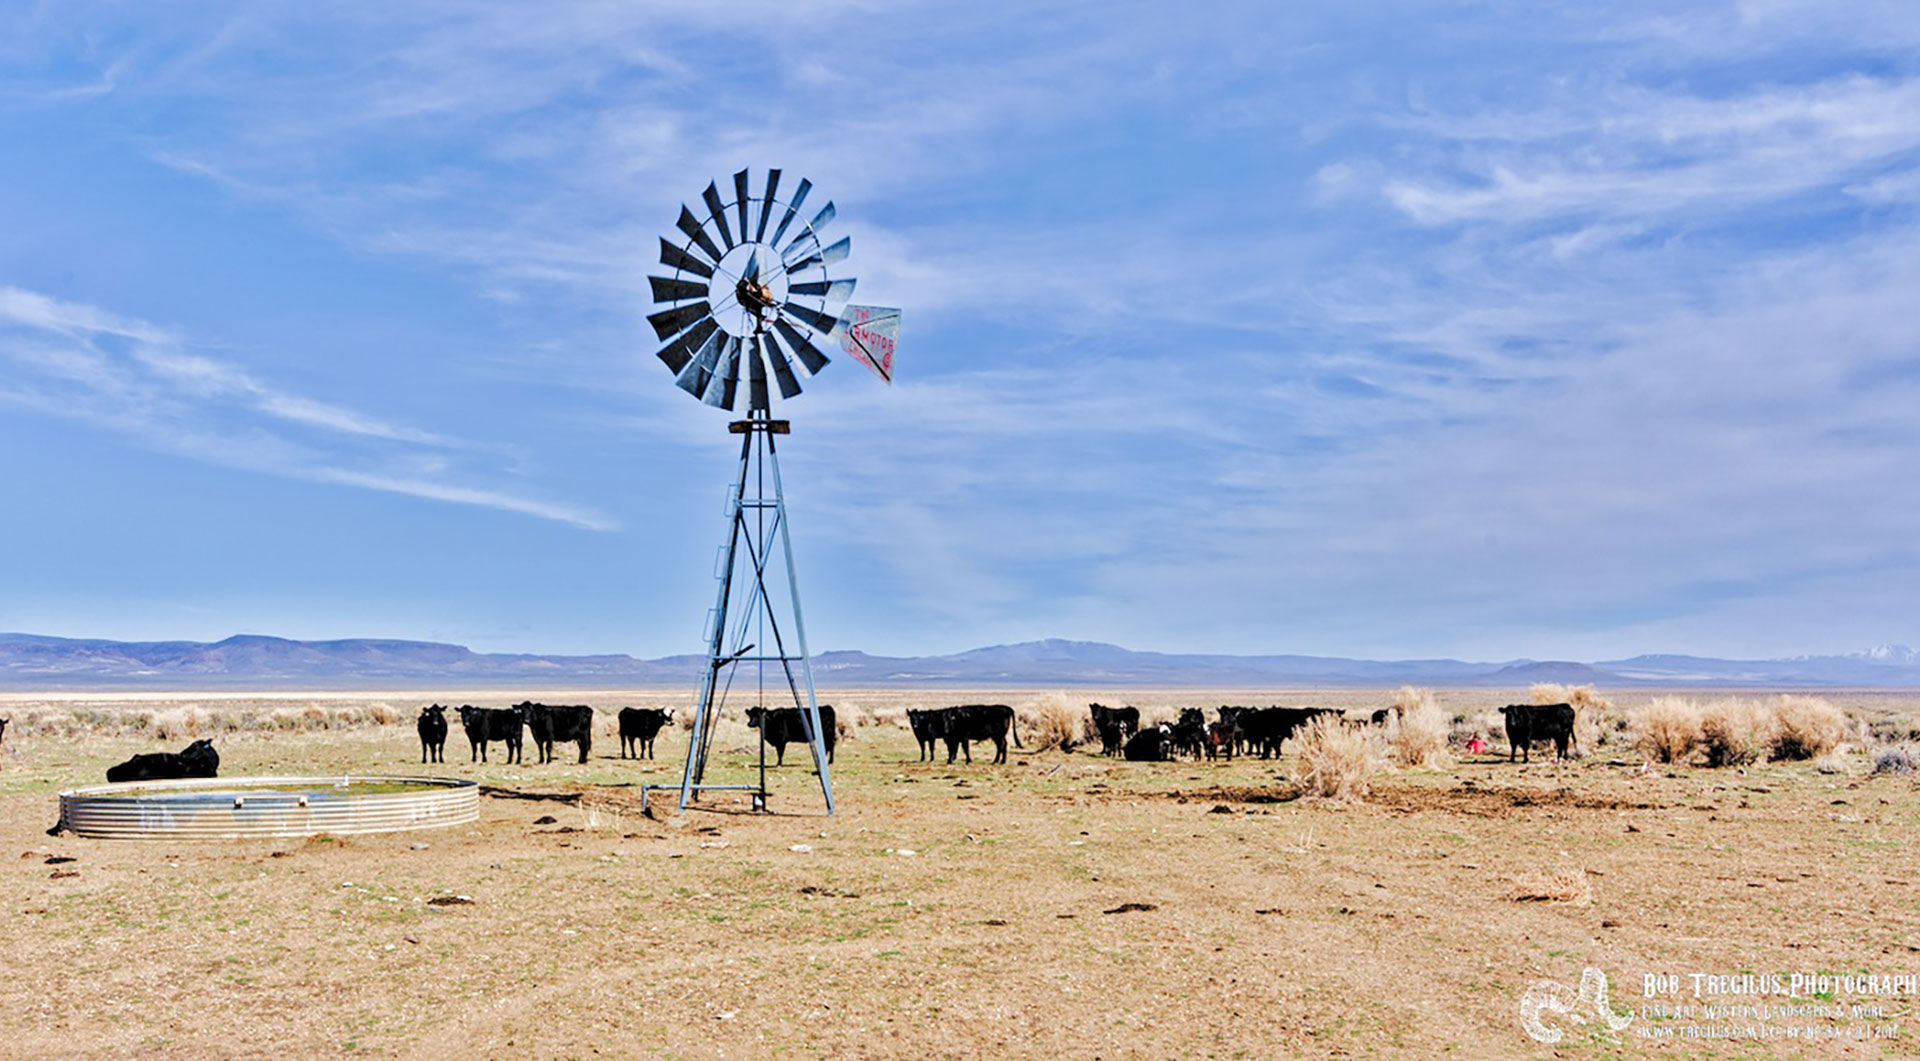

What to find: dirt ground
left=2, top=688, right=1917, bottom=1058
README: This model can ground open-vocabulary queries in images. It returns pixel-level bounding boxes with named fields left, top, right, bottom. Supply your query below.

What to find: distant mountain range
left=4, top=633, right=1920, bottom=690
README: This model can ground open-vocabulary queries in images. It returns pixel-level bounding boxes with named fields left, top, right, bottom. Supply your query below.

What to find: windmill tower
left=646, top=168, right=898, bottom=814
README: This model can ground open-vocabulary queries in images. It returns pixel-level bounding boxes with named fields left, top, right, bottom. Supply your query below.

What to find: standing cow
left=745, top=705, right=838, bottom=766
left=939, top=704, right=1023, bottom=765
left=618, top=707, right=673, bottom=759
left=1217, top=706, right=1257, bottom=756
left=1204, top=719, right=1236, bottom=761
left=1088, top=703, right=1140, bottom=758
left=1239, top=706, right=1341, bottom=759
left=518, top=702, right=594, bottom=764
left=457, top=704, right=524, bottom=764
left=1169, top=708, right=1208, bottom=760
left=417, top=704, right=448, bottom=763
left=1500, top=703, right=1576, bottom=762
left=907, top=708, right=947, bottom=762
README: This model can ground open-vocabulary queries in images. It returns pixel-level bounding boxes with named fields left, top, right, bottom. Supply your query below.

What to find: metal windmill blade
left=674, top=327, right=727, bottom=398
left=733, top=169, right=752, bottom=246
left=703, top=335, right=740, bottom=409
left=764, top=333, right=804, bottom=399
left=773, top=318, right=831, bottom=376
left=754, top=169, right=782, bottom=242
left=659, top=237, right=713, bottom=279
left=745, top=334, right=770, bottom=410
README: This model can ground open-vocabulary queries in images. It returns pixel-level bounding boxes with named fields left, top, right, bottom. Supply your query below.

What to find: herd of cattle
left=414, top=702, right=679, bottom=765
left=1085, top=701, right=1575, bottom=762
left=414, top=702, right=837, bottom=767
left=86, top=699, right=1580, bottom=783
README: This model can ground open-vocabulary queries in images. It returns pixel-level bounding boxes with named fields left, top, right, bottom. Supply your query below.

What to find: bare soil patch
left=1365, top=784, right=1664, bottom=816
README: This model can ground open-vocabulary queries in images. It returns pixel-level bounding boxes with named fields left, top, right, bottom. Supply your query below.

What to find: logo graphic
left=1520, top=967, right=1635, bottom=1043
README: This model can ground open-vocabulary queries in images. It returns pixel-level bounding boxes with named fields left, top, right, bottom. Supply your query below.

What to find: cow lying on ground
left=458, top=704, right=524, bottom=763
left=518, top=702, right=594, bottom=764
left=1501, top=703, right=1575, bottom=762
left=417, top=704, right=448, bottom=763
left=745, top=705, right=838, bottom=766
left=907, top=708, right=947, bottom=762
left=937, top=704, right=1023, bottom=765
left=1124, top=722, right=1173, bottom=761
left=618, top=707, right=673, bottom=759
left=1088, top=703, right=1140, bottom=758
left=106, top=739, right=219, bottom=783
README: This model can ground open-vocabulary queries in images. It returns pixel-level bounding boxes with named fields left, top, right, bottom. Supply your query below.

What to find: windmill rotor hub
left=735, top=275, right=778, bottom=319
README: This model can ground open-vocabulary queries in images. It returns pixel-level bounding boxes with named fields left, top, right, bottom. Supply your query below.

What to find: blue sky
left=3, top=1, right=1919, bottom=662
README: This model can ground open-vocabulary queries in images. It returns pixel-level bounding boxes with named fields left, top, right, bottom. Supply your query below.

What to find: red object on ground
left=1467, top=737, right=1486, bottom=754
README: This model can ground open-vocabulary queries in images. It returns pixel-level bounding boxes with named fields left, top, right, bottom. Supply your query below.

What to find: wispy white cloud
left=1381, top=76, right=1920, bottom=228
left=0, top=285, right=612, bottom=530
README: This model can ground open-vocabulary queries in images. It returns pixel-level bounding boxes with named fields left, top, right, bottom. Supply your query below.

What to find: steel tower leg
left=767, top=429, right=835, bottom=814
left=677, top=426, right=751, bottom=807
left=675, top=411, right=834, bottom=814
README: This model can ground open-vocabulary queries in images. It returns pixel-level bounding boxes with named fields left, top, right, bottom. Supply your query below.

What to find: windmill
left=647, top=168, right=897, bottom=815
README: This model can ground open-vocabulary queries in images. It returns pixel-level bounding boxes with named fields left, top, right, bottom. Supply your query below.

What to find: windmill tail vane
left=837, top=305, right=899, bottom=385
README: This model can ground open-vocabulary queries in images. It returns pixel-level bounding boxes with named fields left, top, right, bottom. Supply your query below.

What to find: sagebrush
left=1289, top=714, right=1385, bottom=800
left=1017, top=692, right=1080, bottom=753
left=1769, top=696, right=1848, bottom=761
left=1386, top=686, right=1449, bottom=767
left=1631, top=696, right=1702, bottom=764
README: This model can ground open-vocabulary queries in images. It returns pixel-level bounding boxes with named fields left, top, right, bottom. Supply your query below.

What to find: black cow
left=1123, top=722, right=1173, bottom=762
left=1217, top=706, right=1257, bottom=756
left=1088, top=703, right=1140, bottom=758
left=417, top=704, right=448, bottom=763
left=939, top=704, right=1023, bottom=765
left=745, top=705, right=838, bottom=766
left=106, top=739, right=219, bottom=783
left=1204, top=720, right=1236, bottom=761
left=1239, top=707, right=1342, bottom=758
left=618, top=707, right=673, bottom=759
left=0, top=716, right=8, bottom=745
left=457, top=704, right=524, bottom=763
left=518, top=702, right=594, bottom=764
left=907, top=708, right=947, bottom=762
left=1169, top=708, right=1207, bottom=760
left=1501, top=703, right=1575, bottom=762
left=1370, top=707, right=1402, bottom=727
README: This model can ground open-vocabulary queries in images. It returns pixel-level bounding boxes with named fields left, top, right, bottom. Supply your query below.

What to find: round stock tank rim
left=57, top=775, right=480, bottom=840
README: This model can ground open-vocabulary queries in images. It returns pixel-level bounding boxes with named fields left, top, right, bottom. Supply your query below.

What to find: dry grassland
left=2, top=688, right=1918, bottom=1058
